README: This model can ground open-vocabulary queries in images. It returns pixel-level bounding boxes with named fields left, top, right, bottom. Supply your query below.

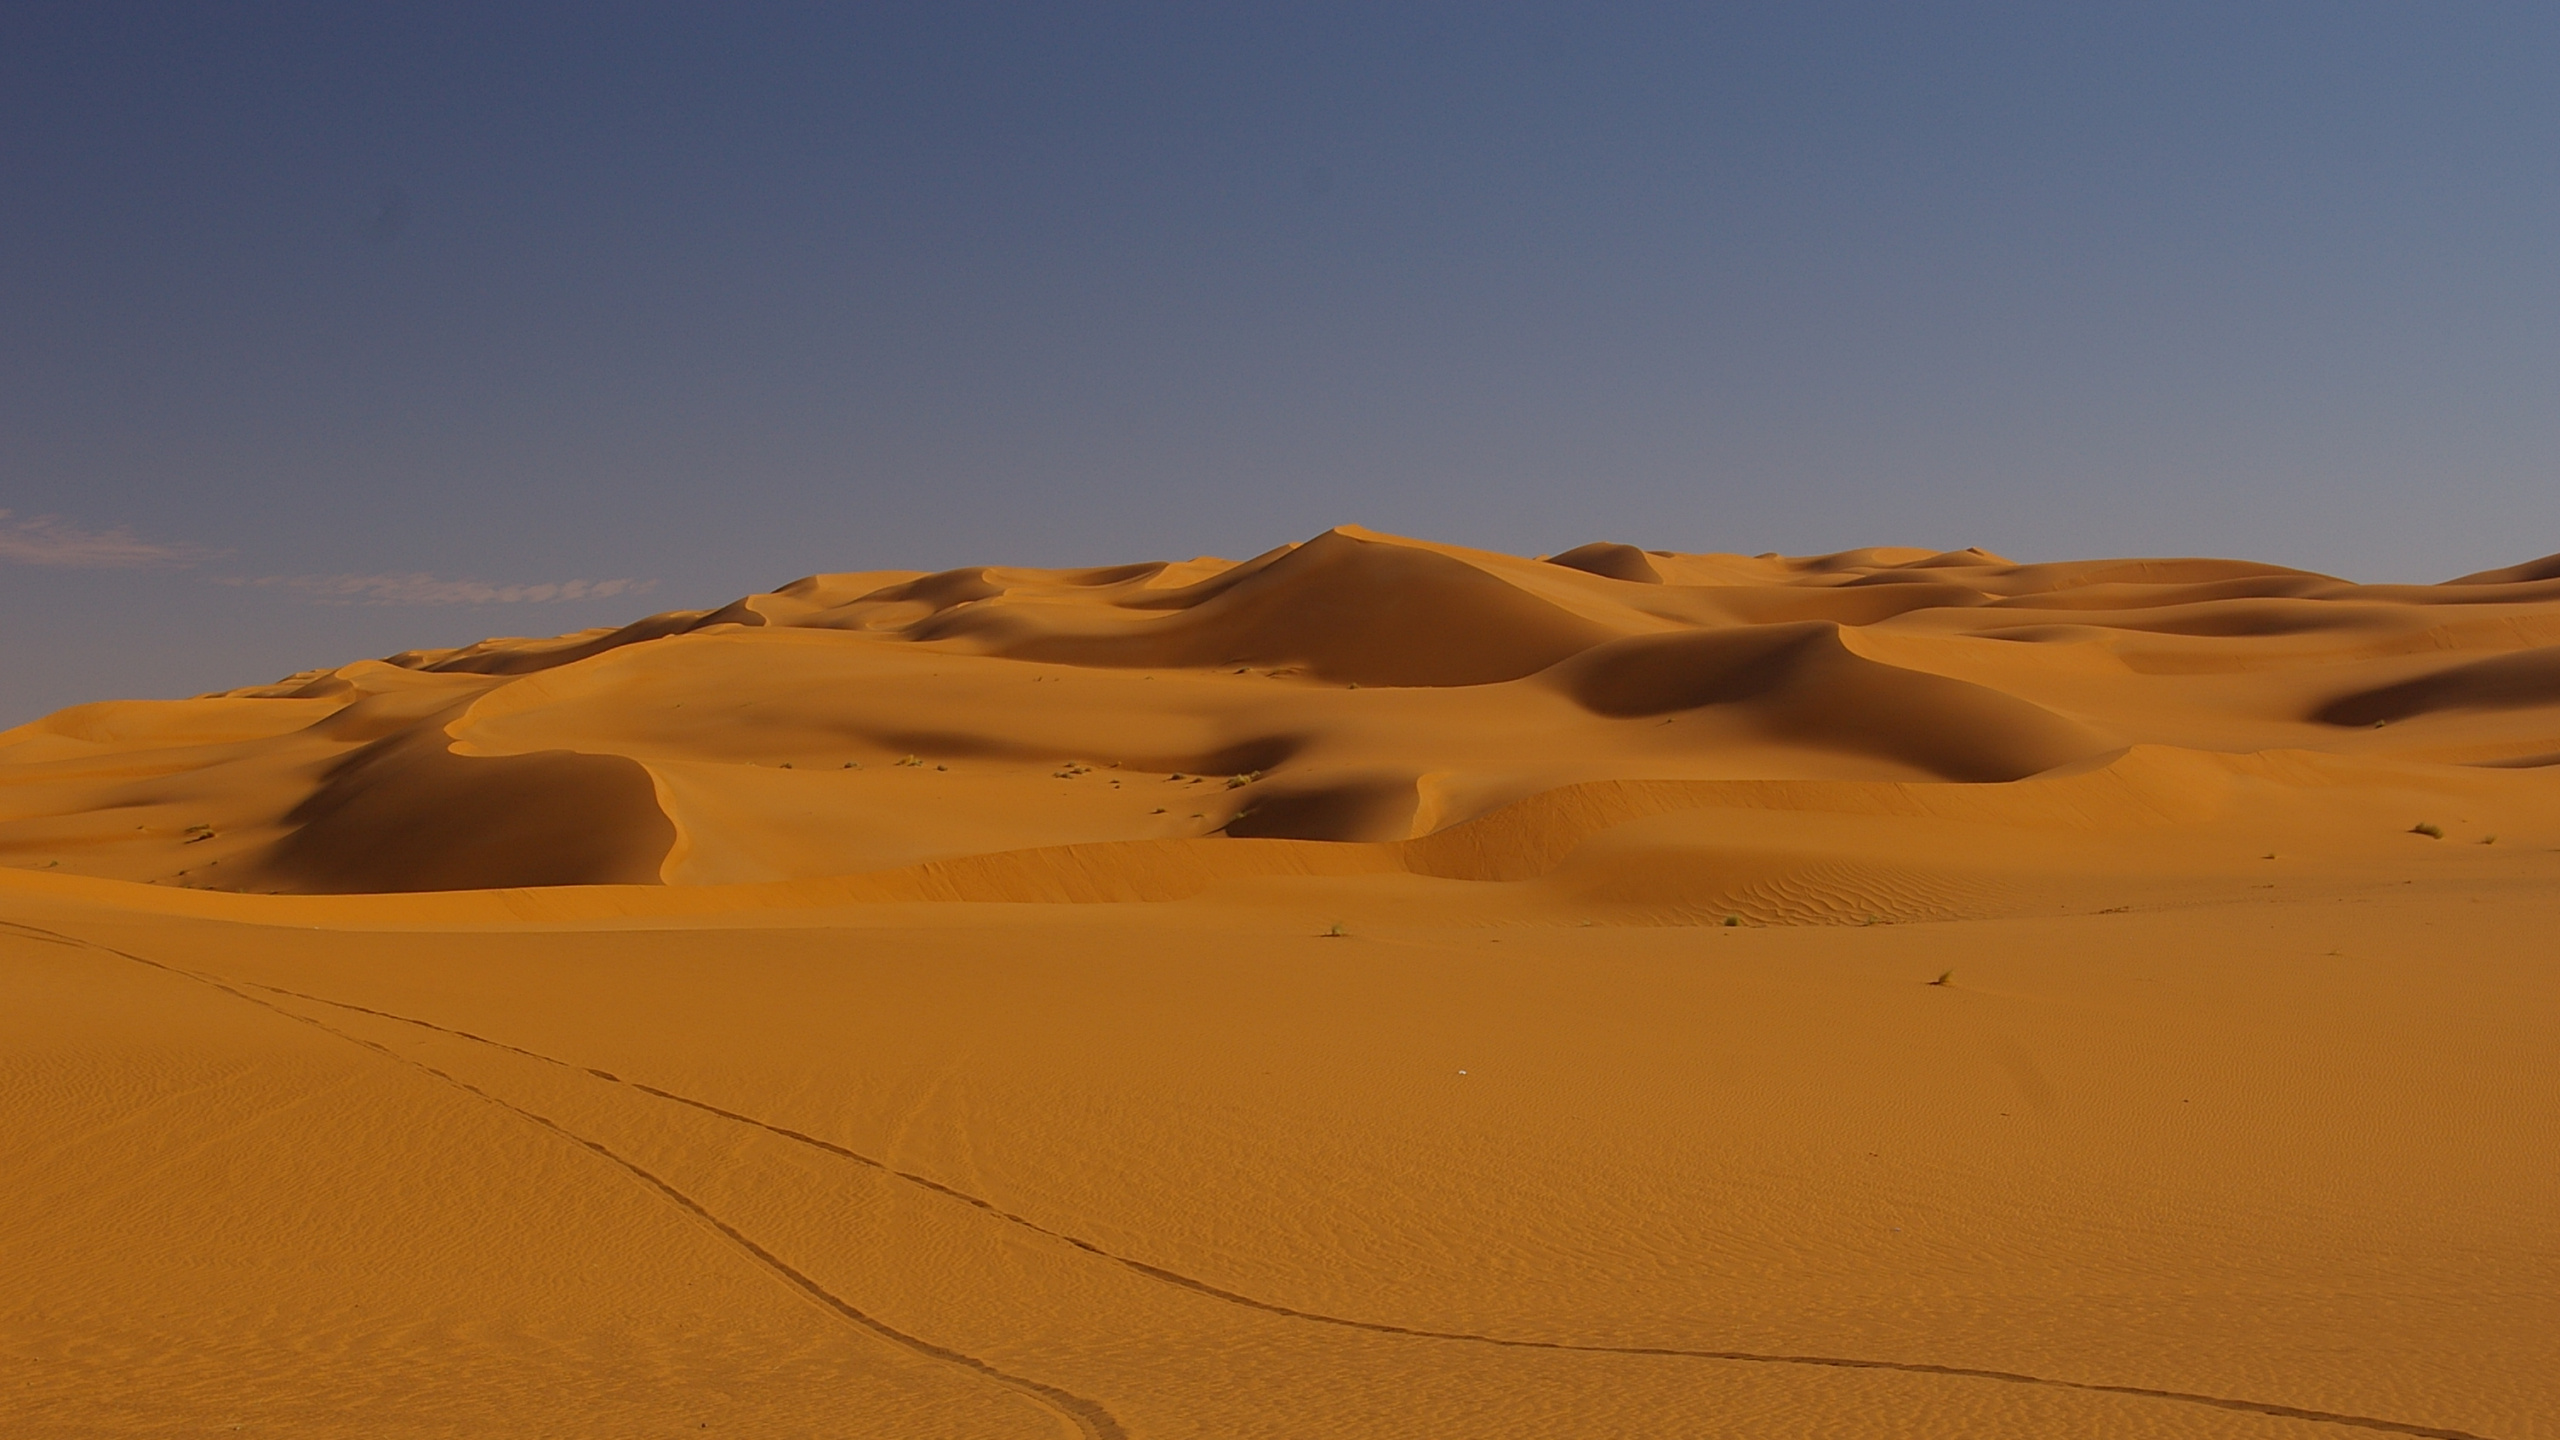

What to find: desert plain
left=3, top=526, right=2555, bottom=1438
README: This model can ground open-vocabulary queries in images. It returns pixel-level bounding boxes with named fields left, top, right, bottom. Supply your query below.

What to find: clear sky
left=6, top=3, right=2558, bottom=723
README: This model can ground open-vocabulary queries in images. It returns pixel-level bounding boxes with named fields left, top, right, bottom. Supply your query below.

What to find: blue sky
left=6, top=3, right=2558, bottom=721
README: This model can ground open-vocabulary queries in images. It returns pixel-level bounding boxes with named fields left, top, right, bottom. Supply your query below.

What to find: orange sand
left=3, top=528, right=2555, bottom=1436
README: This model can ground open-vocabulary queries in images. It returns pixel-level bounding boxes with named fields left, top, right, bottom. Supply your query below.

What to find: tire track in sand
left=3, top=918, right=2501, bottom=1440
left=0, top=920, right=1121, bottom=1440
left=186, top=949, right=2504, bottom=1440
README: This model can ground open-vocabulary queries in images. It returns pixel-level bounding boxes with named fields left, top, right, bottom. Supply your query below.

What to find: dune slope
left=8, top=524, right=2560, bottom=899
left=4, top=528, right=2557, bottom=1437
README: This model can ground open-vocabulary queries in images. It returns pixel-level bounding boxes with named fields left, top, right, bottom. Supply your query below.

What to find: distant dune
left=5, top=528, right=2555, bottom=1438
left=5, top=524, right=2558, bottom=908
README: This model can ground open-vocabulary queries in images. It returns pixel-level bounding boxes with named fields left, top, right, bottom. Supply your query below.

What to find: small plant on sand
left=2482, top=833, right=2498, bottom=845
left=1722, top=914, right=1741, bottom=927
left=895, top=754, right=924, bottom=767
left=1323, top=922, right=1347, bottom=938
left=2410, top=822, right=2444, bottom=839
left=1928, top=970, right=1954, bottom=987
left=1226, top=770, right=1262, bottom=789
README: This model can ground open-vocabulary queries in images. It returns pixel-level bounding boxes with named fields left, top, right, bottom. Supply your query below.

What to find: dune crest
left=6, top=527, right=2560, bottom=900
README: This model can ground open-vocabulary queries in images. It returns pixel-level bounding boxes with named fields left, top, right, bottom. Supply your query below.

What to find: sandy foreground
left=3, top=528, right=2556, bottom=1437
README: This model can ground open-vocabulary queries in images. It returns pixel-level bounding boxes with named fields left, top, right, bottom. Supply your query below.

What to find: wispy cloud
left=0, top=510, right=203, bottom=568
left=1, top=512, right=655, bottom=606
left=214, top=572, right=658, bottom=606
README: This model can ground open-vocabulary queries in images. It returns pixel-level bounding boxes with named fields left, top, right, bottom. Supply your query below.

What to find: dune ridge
left=8, top=525, right=2560, bottom=903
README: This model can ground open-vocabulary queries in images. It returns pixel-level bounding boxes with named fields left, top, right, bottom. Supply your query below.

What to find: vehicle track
left=3, top=916, right=2503, bottom=1440
left=0, top=919, right=1120, bottom=1440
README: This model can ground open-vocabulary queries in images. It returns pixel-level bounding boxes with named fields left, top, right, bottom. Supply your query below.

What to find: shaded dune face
left=6, top=529, right=2560, bottom=894
left=240, top=732, right=675, bottom=893
left=1549, top=624, right=2105, bottom=782
left=1224, top=772, right=1428, bottom=842
left=2314, top=645, right=2560, bottom=727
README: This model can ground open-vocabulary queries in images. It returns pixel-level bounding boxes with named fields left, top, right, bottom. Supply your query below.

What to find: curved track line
left=180, top=958, right=2506, bottom=1440
left=1, top=919, right=2505, bottom=1440
left=0, top=921, right=1119, bottom=1440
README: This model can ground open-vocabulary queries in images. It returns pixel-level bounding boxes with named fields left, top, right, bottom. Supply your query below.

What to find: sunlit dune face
left=5, top=525, right=2555, bottom=899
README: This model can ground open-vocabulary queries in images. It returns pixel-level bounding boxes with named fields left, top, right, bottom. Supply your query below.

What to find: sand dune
left=4, top=527, right=2555, bottom=1436
left=7, top=524, right=2560, bottom=895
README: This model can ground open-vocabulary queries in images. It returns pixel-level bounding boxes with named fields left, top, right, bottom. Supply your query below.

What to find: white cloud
left=213, top=572, right=658, bottom=606
left=0, top=510, right=201, bottom=568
